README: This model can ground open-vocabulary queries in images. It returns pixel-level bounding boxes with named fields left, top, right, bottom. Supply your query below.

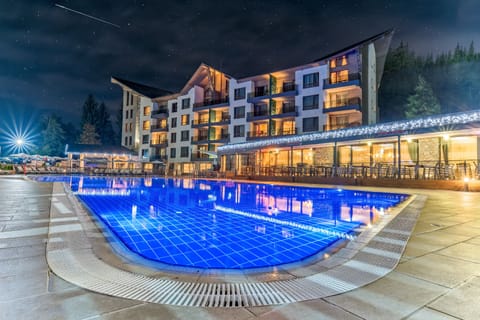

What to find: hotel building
left=113, top=30, right=396, bottom=175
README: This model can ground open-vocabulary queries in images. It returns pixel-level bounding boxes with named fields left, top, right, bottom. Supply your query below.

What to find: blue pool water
left=37, top=176, right=408, bottom=269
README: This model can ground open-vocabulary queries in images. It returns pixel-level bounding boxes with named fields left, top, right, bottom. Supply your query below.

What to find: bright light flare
left=0, top=111, right=39, bottom=155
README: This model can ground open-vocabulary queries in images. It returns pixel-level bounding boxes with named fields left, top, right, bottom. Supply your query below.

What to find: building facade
left=112, top=30, right=393, bottom=175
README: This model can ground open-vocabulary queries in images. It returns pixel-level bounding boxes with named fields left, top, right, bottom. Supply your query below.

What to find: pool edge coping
left=46, top=181, right=424, bottom=307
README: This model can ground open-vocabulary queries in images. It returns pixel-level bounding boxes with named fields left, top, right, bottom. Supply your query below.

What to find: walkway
left=1, top=176, right=479, bottom=319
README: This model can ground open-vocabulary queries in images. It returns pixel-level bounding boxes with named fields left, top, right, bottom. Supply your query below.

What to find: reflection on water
left=35, top=176, right=408, bottom=269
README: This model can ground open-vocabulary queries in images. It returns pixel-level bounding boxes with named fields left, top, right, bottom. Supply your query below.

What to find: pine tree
left=95, top=102, right=115, bottom=145
left=405, top=75, right=441, bottom=119
left=78, top=123, right=100, bottom=144
left=40, top=115, right=66, bottom=156
left=80, top=94, right=98, bottom=130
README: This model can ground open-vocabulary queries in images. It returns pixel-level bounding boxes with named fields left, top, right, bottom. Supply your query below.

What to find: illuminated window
left=143, top=106, right=151, bottom=116
left=341, top=55, right=347, bottom=66
left=181, top=114, right=190, bottom=126
left=330, top=70, right=349, bottom=84
left=330, top=59, right=336, bottom=68
left=142, top=120, right=150, bottom=130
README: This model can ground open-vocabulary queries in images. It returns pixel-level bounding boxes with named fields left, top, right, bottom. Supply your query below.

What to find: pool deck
left=1, top=176, right=480, bottom=319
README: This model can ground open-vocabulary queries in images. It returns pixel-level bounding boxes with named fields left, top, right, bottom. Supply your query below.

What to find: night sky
left=1, top=0, right=479, bottom=128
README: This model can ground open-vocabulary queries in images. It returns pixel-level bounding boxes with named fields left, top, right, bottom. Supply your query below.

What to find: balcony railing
left=323, top=122, right=361, bottom=131
left=209, top=133, right=230, bottom=143
left=271, top=127, right=298, bottom=137
left=323, top=73, right=360, bottom=87
left=247, top=83, right=297, bottom=101
left=150, top=124, right=169, bottom=131
left=191, top=119, right=210, bottom=127
left=150, top=155, right=168, bottom=162
left=246, top=131, right=269, bottom=140
left=150, top=139, right=168, bottom=147
left=246, top=110, right=269, bottom=121
left=192, top=97, right=229, bottom=110
left=272, top=105, right=298, bottom=117
left=151, top=107, right=169, bottom=117
left=191, top=154, right=213, bottom=161
left=210, top=115, right=231, bottom=125
left=324, top=97, right=361, bottom=109
left=191, top=135, right=209, bottom=143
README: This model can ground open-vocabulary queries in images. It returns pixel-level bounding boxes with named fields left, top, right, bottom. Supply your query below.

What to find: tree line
left=36, top=94, right=121, bottom=156
left=379, top=41, right=480, bottom=121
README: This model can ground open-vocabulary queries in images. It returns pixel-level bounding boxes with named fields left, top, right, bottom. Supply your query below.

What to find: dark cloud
left=1, top=0, right=479, bottom=125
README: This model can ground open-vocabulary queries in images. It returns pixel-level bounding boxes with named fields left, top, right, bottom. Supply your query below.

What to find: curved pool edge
left=46, top=181, right=424, bottom=307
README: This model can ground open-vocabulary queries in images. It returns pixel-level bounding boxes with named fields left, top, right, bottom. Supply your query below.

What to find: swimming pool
left=38, top=176, right=408, bottom=270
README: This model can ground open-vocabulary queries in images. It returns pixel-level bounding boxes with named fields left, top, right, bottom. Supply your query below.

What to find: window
left=129, top=136, right=133, bottom=145
left=181, top=114, right=190, bottom=126
left=130, top=93, right=133, bottom=105
left=142, top=134, right=149, bottom=144
left=330, top=70, right=349, bottom=84
left=142, top=120, right=150, bottom=130
left=330, top=59, right=336, bottom=68
left=170, top=132, right=176, bottom=143
left=125, top=110, right=128, bottom=119
left=233, top=125, right=245, bottom=138
left=171, top=102, right=178, bottom=113
left=141, top=149, right=149, bottom=158
left=234, top=106, right=245, bottom=119
left=181, top=130, right=189, bottom=141
left=143, top=106, right=151, bottom=116
left=129, top=123, right=133, bottom=131
left=182, top=98, right=190, bottom=109
left=303, top=117, right=319, bottom=132
left=303, top=95, right=319, bottom=110
left=303, top=72, right=319, bottom=88
left=124, top=123, right=128, bottom=132
left=170, top=148, right=176, bottom=158
left=234, top=88, right=246, bottom=100
left=124, top=137, right=128, bottom=145
left=180, top=146, right=189, bottom=158
left=130, top=109, right=133, bottom=118
left=171, top=117, right=177, bottom=128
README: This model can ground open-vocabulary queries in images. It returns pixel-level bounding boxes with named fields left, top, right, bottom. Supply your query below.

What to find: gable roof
left=111, top=76, right=173, bottom=98
left=179, top=63, right=232, bottom=95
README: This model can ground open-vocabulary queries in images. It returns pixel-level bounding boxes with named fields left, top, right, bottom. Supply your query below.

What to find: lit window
left=181, top=114, right=190, bottom=126
left=143, top=106, right=151, bottom=116
left=341, top=55, right=347, bottom=66
left=143, top=120, right=150, bottom=130
left=330, top=59, right=336, bottom=68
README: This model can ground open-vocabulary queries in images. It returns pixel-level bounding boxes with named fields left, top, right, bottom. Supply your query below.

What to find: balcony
left=323, top=73, right=360, bottom=89
left=191, top=135, right=209, bottom=144
left=150, top=124, right=169, bottom=132
left=323, top=97, right=361, bottom=113
left=150, top=107, right=169, bottom=118
left=210, top=115, right=231, bottom=126
left=192, top=97, right=229, bottom=111
left=191, top=118, right=210, bottom=128
left=246, top=109, right=269, bottom=122
left=150, top=139, right=168, bottom=148
left=150, top=155, right=168, bottom=162
left=323, top=122, right=361, bottom=131
left=209, top=133, right=230, bottom=144
left=271, top=127, right=298, bottom=137
left=247, top=82, right=297, bottom=103
left=191, top=153, right=213, bottom=162
left=271, top=104, right=298, bottom=118
left=246, top=130, right=269, bottom=140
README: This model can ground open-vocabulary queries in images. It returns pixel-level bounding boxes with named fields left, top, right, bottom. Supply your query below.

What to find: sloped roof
left=111, top=76, right=173, bottom=98
left=65, top=144, right=135, bottom=156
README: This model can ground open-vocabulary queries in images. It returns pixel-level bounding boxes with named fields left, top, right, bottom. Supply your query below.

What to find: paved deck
left=1, top=176, right=479, bottom=319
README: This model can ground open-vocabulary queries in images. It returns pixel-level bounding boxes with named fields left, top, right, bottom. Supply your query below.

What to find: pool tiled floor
left=1, top=176, right=480, bottom=319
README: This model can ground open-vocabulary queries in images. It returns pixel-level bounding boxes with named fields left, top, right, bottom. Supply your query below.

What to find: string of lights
left=218, top=109, right=480, bottom=154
